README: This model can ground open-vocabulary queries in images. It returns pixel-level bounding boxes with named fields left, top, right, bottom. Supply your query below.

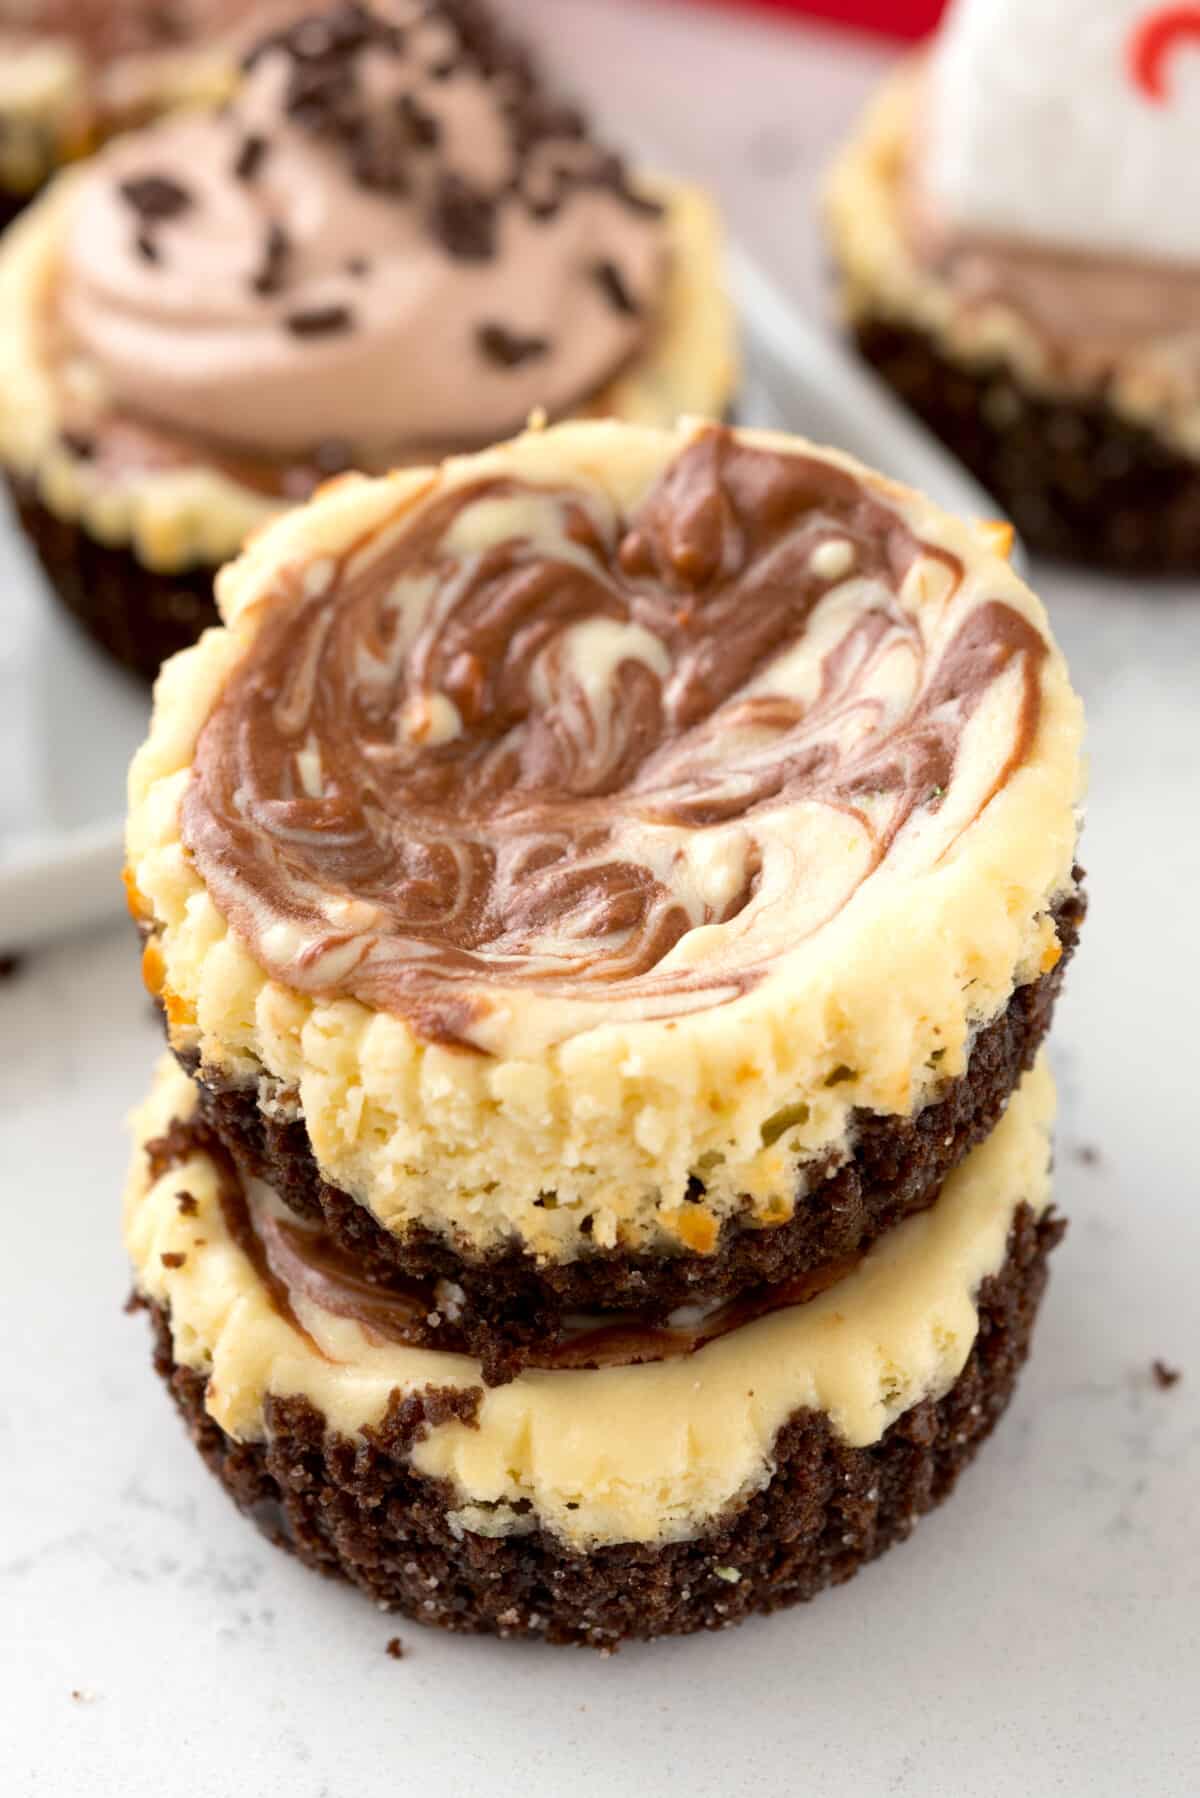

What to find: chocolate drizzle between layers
left=143, top=1105, right=868, bottom=1382
left=181, top=425, right=1049, bottom=1047
left=181, top=878, right=1083, bottom=1383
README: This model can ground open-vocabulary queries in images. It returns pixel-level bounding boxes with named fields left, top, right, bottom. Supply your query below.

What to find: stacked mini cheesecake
left=123, top=416, right=1086, bottom=1646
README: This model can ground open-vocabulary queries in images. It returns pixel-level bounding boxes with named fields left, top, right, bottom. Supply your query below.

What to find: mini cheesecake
left=0, top=0, right=315, bottom=224
left=126, top=1051, right=1065, bottom=1647
left=0, top=1, right=734, bottom=678
left=125, top=416, right=1085, bottom=1383
left=828, top=60, right=1200, bottom=572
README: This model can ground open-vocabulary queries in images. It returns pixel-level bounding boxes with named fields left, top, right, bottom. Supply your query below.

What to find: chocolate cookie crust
left=7, top=475, right=219, bottom=681
left=183, top=887, right=1081, bottom=1384
left=853, top=318, right=1200, bottom=572
left=137, top=1203, right=1063, bottom=1647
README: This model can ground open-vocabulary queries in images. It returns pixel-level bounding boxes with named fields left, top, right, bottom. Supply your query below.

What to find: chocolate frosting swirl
left=57, top=1, right=666, bottom=463
left=182, top=426, right=1047, bottom=1049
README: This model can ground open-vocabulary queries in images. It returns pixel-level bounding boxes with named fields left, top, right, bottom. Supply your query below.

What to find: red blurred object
left=719, top=0, right=948, bottom=39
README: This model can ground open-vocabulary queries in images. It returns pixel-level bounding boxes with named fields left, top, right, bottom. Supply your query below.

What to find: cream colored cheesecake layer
left=827, top=68, right=1200, bottom=462
left=0, top=174, right=733, bottom=572
left=126, top=418, right=1082, bottom=1261
left=127, top=1054, right=1055, bottom=1550
left=126, top=1050, right=1057, bottom=1546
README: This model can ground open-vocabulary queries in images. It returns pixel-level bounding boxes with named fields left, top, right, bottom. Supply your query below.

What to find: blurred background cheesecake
left=0, top=1, right=327, bottom=224
left=828, top=0, right=1200, bottom=570
left=0, top=0, right=736, bottom=678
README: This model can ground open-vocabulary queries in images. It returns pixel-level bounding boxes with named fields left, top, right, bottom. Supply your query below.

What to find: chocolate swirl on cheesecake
left=181, top=427, right=1048, bottom=1048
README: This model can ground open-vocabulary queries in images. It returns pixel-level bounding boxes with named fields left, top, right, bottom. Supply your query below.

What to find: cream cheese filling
left=127, top=1053, right=1056, bottom=1551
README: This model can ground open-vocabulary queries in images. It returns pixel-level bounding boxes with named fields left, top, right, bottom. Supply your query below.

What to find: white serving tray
left=0, top=248, right=1004, bottom=950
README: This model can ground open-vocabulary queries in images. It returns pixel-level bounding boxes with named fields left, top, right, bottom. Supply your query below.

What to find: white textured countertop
left=1, top=4, right=1197, bottom=1794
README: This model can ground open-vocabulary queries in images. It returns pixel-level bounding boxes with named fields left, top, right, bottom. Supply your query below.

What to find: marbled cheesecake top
left=127, top=418, right=1083, bottom=1260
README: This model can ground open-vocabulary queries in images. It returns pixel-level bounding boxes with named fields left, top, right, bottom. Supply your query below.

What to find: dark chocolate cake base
left=182, top=886, right=1082, bottom=1383
left=138, top=1204, right=1063, bottom=1648
left=853, top=317, right=1200, bottom=573
left=6, top=476, right=220, bottom=682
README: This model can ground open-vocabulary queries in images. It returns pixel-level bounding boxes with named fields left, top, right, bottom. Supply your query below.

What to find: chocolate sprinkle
left=477, top=322, right=551, bottom=367
left=591, top=257, right=639, bottom=317
left=120, top=174, right=193, bottom=221
left=135, top=230, right=161, bottom=265
left=351, top=116, right=411, bottom=196
left=286, top=304, right=355, bottom=338
left=429, top=172, right=496, bottom=261
left=234, top=132, right=270, bottom=182
left=253, top=221, right=291, bottom=297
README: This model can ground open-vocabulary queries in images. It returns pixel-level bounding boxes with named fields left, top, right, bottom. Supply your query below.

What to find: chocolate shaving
left=398, top=92, right=440, bottom=149
left=588, top=151, right=664, bottom=219
left=247, top=2, right=400, bottom=79
left=591, top=258, right=639, bottom=317
left=252, top=221, right=291, bottom=297
left=286, top=60, right=360, bottom=136
left=286, top=304, right=355, bottom=338
left=477, top=322, right=551, bottom=367
left=350, top=116, right=410, bottom=196
left=120, top=174, right=193, bottom=221
left=507, top=95, right=586, bottom=155
left=234, top=132, right=269, bottom=182
left=429, top=172, right=496, bottom=262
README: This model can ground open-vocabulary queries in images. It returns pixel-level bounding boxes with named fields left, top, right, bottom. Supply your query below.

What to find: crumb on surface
left=385, top=1637, right=405, bottom=1660
left=0, top=952, right=23, bottom=980
left=160, top=1251, right=187, bottom=1269
left=1152, top=1359, right=1182, bottom=1390
left=1073, top=1144, right=1101, bottom=1167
